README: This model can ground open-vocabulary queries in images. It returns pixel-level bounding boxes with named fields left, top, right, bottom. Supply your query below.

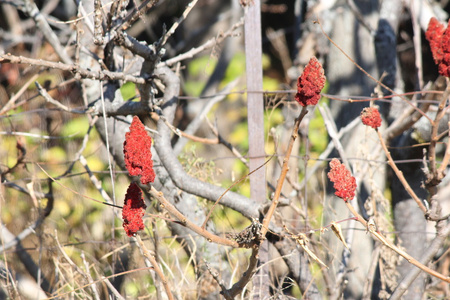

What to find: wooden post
left=244, top=1, right=269, bottom=298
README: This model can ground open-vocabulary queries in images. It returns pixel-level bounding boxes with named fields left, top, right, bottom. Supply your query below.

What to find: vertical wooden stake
left=244, top=1, right=269, bottom=298
left=245, top=1, right=265, bottom=204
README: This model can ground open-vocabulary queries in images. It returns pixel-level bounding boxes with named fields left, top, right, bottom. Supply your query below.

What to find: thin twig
left=135, top=235, right=174, bottom=300
left=0, top=54, right=148, bottom=84
left=159, top=17, right=244, bottom=67
left=390, top=221, right=450, bottom=299
left=346, top=0, right=375, bottom=34
left=102, top=277, right=126, bottom=300
left=427, top=79, right=450, bottom=184
left=157, top=0, right=198, bottom=48
left=81, top=253, right=101, bottom=300
left=54, top=231, right=95, bottom=292
left=410, top=0, right=424, bottom=90
left=201, top=155, right=273, bottom=229
left=344, top=201, right=450, bottom=283
left=99, top=82, right=117, bottom=209
left=299, top=106, right=360, bottom=191
left=376, top=129, right=427, bottom=213
left=35, top=82, right=85, bottom=113
left=316, top=18, right=432, bottom=123
left=36, top=163, right=120, bottom=208
left=117, top=0, right=159, bottom=32
left=362, top=246, right=381, bottom=299
left=0, top=73, right=38, bottom=115
left=61, top=116, right=99, bottom=177
left=172, top=79, right=238, bottom=155
left=148, top=186, right=239, bottom=247
left=79, top=155, right=114, bottom=206
left=22, top=0, right=72, bottom=64
left=155, top=113, right=220, bottom=145
left=0, top=219, right=43, bottom=254
left=260, top=106, right=308, bottom=237
left=437, top=121, right=450, bottom=175
left=204, top=259, right=228, bottom=294
left=221, top=247, right=259, bottom=299
left=207, top=118, right=248, bottom=166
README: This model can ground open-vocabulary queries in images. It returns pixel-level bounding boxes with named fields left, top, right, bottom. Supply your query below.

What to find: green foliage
left=229, top=121, right=249, bottom=151
left=178, top=144, right=220, bottom=184
left=2, top=136, right=20, bottom=168
left=53, top=194, right=72, bottom=218
left=262, top=76, right=279, bottom=90
left=185, top=52, right=248, bottom=96
left=290, top=284, right=302, bottom=298
left=223, top=52, right=246, bottom=85
left=26, top=73, right=60, bottom=91
left=213, top=205, right=249, bottom=232
left=188, top=55, right=217, bottom=77
left=61, top=117, right=90, bottom=139
left=261, top=53, right=271, bottom=70
left=120, top=82, right=137, bottom=101
left=308, top=84, right=329, bottom=155
left=40, top=146, right=67, bottom=163
left=124, top=281, right=140, bottom=298
left=184, top=56, right=217, bottom=96
left=85, top=154, right=105, bottom=173
left=309, top=107, right=328, bottom=154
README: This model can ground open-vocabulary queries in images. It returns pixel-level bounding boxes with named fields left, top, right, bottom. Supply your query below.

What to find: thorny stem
left=260, top=106, right=308, bottom=237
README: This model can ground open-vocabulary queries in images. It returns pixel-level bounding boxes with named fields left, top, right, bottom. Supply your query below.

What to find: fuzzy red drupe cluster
left=295, top=56, right=326, bottom=106
left=123, top=116, right=155, bottom=185
left=122, top=183, right=147, bottom=237
left=426, top=17, right=450, bottom=77
left=360, top=107, right=382, bottom=129
left=122, top=116, right=156, bottom=237
left=327, top=158, right=357, bottom=202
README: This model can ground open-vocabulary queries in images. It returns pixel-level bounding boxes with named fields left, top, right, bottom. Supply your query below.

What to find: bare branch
left=21, top=0, right=72, bottom=64
left=159, top=18, right=244, bottom=67
left=0, top=54, right=148, bottom=85
left=135, top=235, right=174, bottom=300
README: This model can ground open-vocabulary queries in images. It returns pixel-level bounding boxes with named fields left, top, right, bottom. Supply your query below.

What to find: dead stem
left=375, top=129, right=428, bottom=213
left=135, top=235, right=174, bottom=300
left=260, top=106, right=308, bottom=236
left=344, top=201, right=450, bottom=283
left=148, top=186, right=239, bottom=247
